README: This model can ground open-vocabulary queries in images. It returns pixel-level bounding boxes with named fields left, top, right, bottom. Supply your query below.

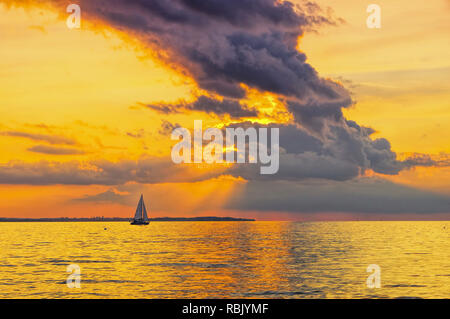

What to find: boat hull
left=130, top=220, right=149, bottom=225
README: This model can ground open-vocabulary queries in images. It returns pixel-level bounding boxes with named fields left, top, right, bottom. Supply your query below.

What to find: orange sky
left=0, top=1, right=449, bottom=220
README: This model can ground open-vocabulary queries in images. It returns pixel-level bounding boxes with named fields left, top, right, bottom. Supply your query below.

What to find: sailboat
left=130, top=194, right=150, bottom=225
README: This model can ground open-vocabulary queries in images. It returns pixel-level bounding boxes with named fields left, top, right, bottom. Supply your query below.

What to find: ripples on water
left=0, top=221, right=449, bottom=298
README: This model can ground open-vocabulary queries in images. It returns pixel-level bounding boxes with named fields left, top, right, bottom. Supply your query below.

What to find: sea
left=0, top=221, right=449, bottom=298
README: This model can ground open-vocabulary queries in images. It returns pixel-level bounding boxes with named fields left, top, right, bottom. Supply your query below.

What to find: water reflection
left=0, top=221, right=448, bottom=298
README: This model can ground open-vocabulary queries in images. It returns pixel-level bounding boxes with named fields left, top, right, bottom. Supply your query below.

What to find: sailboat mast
left=131, top=194, right=149, bottom=225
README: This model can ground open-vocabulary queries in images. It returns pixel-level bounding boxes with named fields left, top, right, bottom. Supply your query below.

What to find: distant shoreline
left=0, top=217, right=255, bottom=222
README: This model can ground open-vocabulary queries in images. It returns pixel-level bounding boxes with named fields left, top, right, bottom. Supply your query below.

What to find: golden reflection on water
left=0, top=221, right=449, bottom=298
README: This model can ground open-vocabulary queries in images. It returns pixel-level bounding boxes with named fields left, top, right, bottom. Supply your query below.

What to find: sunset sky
left=0, top=0, right=449, bottom=220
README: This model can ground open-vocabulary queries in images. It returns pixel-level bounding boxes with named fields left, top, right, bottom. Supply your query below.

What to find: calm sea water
left=0, top=221, right=449, bottom=298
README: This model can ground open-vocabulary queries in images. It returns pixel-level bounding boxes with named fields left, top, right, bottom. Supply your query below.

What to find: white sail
left=133, top=195, right=143, bottom=220
left=142, top=200, right=149, bottom=222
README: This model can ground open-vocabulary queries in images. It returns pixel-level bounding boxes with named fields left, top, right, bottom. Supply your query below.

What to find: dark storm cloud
left=324, top=125, right=404, bottom=175
left=286, top=96, right=352, bottom=134
left=3, top=0, right=348, bottom=109
left=81, top=0, right=335, bottom=98
left=223, top=122, right=405, bottom=180
left=228, top=152, right=360, bottom=181
left=179, top=0, right=310, bottom=27
left=144, top=95, right=258, bottom=118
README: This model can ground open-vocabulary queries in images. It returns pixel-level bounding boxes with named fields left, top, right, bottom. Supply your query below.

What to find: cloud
left=27, top=145, right=86, bottom=155
left=159, top=120, right=181, bottom=136
left=126, top=129, right=146, bottom=138
left=143, top=95, right=258, bottom=118
left=402, top=152, right=450, bottom=168
left=1, top=131, right=76, bottom=145
left=1, top=145, right=446, bottom=186
left=222, top=122, right=406, bottom=180
left=286, top=96, right=352, bottom=134
left=3, top=0, right=348, bottom=116
left=0, top=122, right=443, bottom=186
left=0, top=158, right=225, bottom=185
left=73, top=189, right=129, bottom=204
left=76, top=0, right=338, bottom=99
left=229, top=151, right=360, bottom=181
